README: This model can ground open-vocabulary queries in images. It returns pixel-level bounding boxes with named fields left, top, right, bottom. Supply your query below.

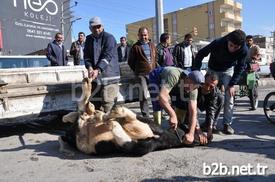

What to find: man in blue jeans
left=193, top=29, right=248, bottom=134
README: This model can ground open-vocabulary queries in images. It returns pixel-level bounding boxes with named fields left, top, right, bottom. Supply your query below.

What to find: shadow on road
left=0, top=110, right=73, bottom=138
left=208, top=112, right=275, bottom=160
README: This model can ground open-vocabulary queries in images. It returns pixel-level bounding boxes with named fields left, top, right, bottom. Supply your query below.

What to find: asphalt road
left=0, top=85, right=275, bottom=182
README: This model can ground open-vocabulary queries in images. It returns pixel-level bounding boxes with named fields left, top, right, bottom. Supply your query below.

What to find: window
left=164, top=18, right=169, bottom=33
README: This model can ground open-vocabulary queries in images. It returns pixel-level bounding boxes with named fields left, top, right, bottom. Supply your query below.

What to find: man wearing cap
left=148, top=66, right=208, bottom=145
left=84, top=16, right=120, bottom=112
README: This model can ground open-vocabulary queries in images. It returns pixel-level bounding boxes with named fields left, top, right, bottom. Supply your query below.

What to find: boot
left=153, top=111, right=162, bottom=125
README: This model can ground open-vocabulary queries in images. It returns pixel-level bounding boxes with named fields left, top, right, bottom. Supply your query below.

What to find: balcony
left=221, top=25, right=235, bottom=34
left=220, top=0, right=234, bottom=9
left=234, top=22, right=242, bottom=29
left=235, top=2, right=242, bottom=10
left=221, top=12, right=235, bottom=21
left=234, top=15, right=243, bottom=22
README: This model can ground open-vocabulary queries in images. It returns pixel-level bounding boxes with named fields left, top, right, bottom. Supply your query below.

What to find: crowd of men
left=46, top=16, right=261, bottom=145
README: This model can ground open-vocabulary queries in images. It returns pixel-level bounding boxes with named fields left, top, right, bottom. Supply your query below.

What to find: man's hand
left=169, top=115, right=178, bottom=130
left=88, top=68, right=93, bottom=78
left=88, top=68, right=100, bottom=79
left=227, top=85, right=235, bottom=97
left=183, top=132, right=194, bottom=144
left=207, top=127, right=213, bottom=142
left=92, top=69, right=100, bottom=79
left=196, top=128, right=208, bottom=145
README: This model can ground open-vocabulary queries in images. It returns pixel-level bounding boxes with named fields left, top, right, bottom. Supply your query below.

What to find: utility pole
left=155, top=0, right=164, bottom=44
left=61, top=0, right=78, bottom=35
left=61, top=0, right=69, bottom=35
left=64, top=17, right=82, bottom=41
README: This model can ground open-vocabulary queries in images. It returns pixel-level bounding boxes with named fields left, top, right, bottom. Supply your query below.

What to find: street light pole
left=61, top=0, right=77, bottom=35
left=64, top=17, right=82, bottom=41
left=61, top=0, right=69, bottom=35
left=273, top=31, right=275, bottom=62
left=155, top=0, right=164, bottom=44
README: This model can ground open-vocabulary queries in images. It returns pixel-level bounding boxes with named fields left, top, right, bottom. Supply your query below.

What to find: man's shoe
left=223, top=124, right=234, bottom=135
left=212, top=126, right=222, bottom=135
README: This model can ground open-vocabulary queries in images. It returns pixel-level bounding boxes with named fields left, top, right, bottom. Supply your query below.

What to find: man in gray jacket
left=84, top=16, right=120, bottom=112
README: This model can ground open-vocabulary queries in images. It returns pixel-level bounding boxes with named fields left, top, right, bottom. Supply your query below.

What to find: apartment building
left=126, top=0, right=242, bottom=44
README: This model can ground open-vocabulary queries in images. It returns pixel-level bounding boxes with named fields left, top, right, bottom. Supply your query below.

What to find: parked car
left=0, top=55, right=49, bottom=69
left=201, top=61, right=208, bottom=75
left=259, top=65, right=271, bottom=77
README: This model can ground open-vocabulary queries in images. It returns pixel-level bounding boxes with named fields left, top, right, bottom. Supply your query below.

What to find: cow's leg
left=62, top=112, right=79, bottom=123
left=58, top=136, right=75, bottom=157
left=110, top=121, right=132, bottom=146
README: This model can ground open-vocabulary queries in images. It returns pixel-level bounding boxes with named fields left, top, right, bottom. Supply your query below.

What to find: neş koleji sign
left=0, top=0, right=71, bottom=54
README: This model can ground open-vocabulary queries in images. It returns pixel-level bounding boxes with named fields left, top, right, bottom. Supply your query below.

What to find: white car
left=259, top=65, right=271, bottom=77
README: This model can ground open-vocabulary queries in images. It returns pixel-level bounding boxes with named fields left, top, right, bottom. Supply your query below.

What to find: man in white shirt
left=173, top=33, right=195, bottom=71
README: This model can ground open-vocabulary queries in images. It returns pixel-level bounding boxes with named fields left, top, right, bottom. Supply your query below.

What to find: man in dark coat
left=84, top=16, right=120, bottom=112
left=46, top=32, right=68, bottom=66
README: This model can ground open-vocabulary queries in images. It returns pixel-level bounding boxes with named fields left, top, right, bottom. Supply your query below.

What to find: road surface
left=0, top=86, right=275, bottom=182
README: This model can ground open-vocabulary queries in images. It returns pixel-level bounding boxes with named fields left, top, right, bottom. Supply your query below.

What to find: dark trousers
left=138, top=76, right=150, bottom=117
left=199, top=91, right=224, bottom=128
left=91, top=81, right=119, bottom=113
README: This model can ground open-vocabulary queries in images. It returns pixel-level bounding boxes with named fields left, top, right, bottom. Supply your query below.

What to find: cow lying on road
left=59, top=78, right=201, bottom=156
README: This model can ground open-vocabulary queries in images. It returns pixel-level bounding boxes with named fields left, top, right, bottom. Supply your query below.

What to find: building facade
left=126, top=0, right=242, bottom=44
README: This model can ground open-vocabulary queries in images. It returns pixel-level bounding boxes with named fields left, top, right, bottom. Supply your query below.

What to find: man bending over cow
left=148, top=66, right=207, bottom=145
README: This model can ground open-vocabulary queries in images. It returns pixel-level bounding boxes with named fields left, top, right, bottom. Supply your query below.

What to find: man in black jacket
left=193, top=29, right=248, bottom=134
left=84, top=16, right=120, bottom=112
left=70, top=32, right=85, bottom=65
left=197, top=72, right=224, bottom=140
left=117, top=36, right=131, bottom=63
left=173, top=33, right=195, bottom=70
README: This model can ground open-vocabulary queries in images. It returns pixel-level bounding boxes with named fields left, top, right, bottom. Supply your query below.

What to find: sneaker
left=212, top=126, right=223, bottom=135
left=223, top=124, right=234, bottom=135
